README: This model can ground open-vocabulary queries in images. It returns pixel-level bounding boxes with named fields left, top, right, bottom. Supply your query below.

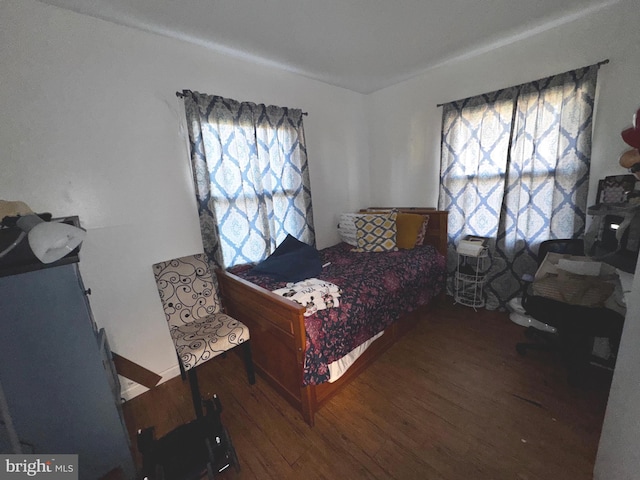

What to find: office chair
left=516, top=239, right=585, bottom=355
left=153, top=254, right=255, bottom=418
left=515, top=239, right=625, bottom=384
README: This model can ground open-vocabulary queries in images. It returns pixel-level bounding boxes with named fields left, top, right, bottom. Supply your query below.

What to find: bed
left=215, top=208, right=448, bottom=426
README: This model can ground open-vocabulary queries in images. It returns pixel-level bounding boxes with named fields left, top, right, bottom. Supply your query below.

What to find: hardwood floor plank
left=373, top=438, right=448, bottom=480
left=309, top=413, right=389, bottom=478
left=122, top=300, right=611, bottom=479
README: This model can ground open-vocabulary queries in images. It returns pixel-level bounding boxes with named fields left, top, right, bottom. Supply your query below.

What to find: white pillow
left=337, top=213, right=365, bottom=246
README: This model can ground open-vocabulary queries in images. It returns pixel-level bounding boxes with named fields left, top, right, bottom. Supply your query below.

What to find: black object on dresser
left=0, top=247, right=135, bottom=478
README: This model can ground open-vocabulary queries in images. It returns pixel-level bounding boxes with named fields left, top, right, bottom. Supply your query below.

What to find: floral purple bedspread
left=229, top=242, right=446, bottom=385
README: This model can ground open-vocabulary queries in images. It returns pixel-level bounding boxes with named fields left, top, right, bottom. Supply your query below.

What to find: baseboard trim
left=120, top=364, right=182, bottom=401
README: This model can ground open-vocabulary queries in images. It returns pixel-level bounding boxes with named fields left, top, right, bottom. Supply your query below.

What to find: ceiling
left=38, top=0, right=617, bottom=94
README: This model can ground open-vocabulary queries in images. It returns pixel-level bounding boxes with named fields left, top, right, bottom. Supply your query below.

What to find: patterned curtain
left=182, top=91, right=315, bottom=268
left=438, top=65, right=600, bottom=310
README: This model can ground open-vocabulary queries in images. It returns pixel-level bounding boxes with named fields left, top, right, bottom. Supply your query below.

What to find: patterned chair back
left=152, top=254, right=222, bottom=329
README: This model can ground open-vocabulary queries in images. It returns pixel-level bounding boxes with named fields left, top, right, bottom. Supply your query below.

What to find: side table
left=454, top=247, right=490, bottom=310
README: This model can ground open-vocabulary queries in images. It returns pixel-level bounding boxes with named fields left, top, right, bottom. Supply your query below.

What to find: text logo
left=0, top=455, right=77, bottom=480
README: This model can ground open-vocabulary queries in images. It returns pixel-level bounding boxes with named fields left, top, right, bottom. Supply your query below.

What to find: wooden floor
left=122, top=300, right=612, bottom=480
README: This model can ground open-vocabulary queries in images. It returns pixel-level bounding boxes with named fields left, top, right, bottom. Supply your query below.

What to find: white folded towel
left=457, top=240, right=485, bottom=257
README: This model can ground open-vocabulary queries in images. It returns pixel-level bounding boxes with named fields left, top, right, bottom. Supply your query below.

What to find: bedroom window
left=438, top=63, right=603, bottom=309
left=180, top=91, right=315, bottom=268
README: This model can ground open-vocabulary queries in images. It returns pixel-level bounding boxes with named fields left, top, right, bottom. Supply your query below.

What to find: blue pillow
left=252, top=235, right=322, bottom=282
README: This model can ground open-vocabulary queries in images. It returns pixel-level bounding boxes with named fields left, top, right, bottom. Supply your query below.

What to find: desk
left=532, top=252, right=626, bottom=316
left=523, top=253, right=626, bottom=382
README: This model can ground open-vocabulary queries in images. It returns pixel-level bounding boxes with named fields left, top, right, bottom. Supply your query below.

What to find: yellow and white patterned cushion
left=354, top=211, right=398, bottom=252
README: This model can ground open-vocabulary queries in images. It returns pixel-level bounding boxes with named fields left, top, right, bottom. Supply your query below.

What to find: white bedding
left=328, top=331, right=384, bottom=383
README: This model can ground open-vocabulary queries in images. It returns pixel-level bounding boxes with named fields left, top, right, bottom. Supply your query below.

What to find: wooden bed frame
left=215, top=208, right=448, bottom=426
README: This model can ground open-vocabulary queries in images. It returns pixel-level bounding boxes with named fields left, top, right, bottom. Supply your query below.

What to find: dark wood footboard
left=215, top=208, right=448, bottom=426
left=213, top=270, right=310, bottom=415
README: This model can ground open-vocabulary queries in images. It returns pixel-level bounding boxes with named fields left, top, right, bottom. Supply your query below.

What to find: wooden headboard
left=359, top=207, right=449, bottom=258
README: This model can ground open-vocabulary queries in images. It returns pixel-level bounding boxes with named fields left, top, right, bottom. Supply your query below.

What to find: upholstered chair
left=152, top=253, right=255, bottom=416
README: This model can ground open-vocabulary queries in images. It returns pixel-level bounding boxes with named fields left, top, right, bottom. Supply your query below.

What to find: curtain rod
left=175, top=91, right=308, bottom=115
left=435, top=59, right=610, bottom=108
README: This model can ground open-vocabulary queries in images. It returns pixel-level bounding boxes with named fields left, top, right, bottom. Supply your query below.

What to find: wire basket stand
left=454, top=247, right=490, bottom=310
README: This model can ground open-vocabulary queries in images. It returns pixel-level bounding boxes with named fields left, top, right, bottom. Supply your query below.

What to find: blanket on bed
left=230, top=242, right=446, bottom=385
left=273, top=278, right=341, bottom=317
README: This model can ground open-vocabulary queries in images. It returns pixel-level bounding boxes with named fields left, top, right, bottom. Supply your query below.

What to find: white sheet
left=328, top=331, right=384, bottom=383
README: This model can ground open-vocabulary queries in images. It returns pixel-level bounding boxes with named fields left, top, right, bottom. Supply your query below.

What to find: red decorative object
left=620, top=107, right=640, bottom=180
left=621, top=107, right=640, bottom=148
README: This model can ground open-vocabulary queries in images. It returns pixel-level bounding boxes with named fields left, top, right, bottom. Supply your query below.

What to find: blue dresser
left=0, top=262, right=134, bottom=479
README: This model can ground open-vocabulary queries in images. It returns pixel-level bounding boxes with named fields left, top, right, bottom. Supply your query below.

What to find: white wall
left=3, top=0, right=640, bottom=476
left=367, top=1, right=640, bottom=477
left=595, top=254, right=640, bottom=479
left=0, top=0, right=370, bottom=397
left=367, top=0, right=640, bottom=209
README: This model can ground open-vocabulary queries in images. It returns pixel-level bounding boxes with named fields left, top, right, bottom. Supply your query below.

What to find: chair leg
left=177, top=352, right=186, bottom=381
left=564, top=330, right=594, bottom=387
left=187, top=367, right=204, bottom=418
left=242, top=341, right=256, bottom=385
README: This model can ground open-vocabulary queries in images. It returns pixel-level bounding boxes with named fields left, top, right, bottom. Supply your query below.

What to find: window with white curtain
left=438, top=64, right=602, bottom=309
left=181, top=91, right=315, bottom=268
